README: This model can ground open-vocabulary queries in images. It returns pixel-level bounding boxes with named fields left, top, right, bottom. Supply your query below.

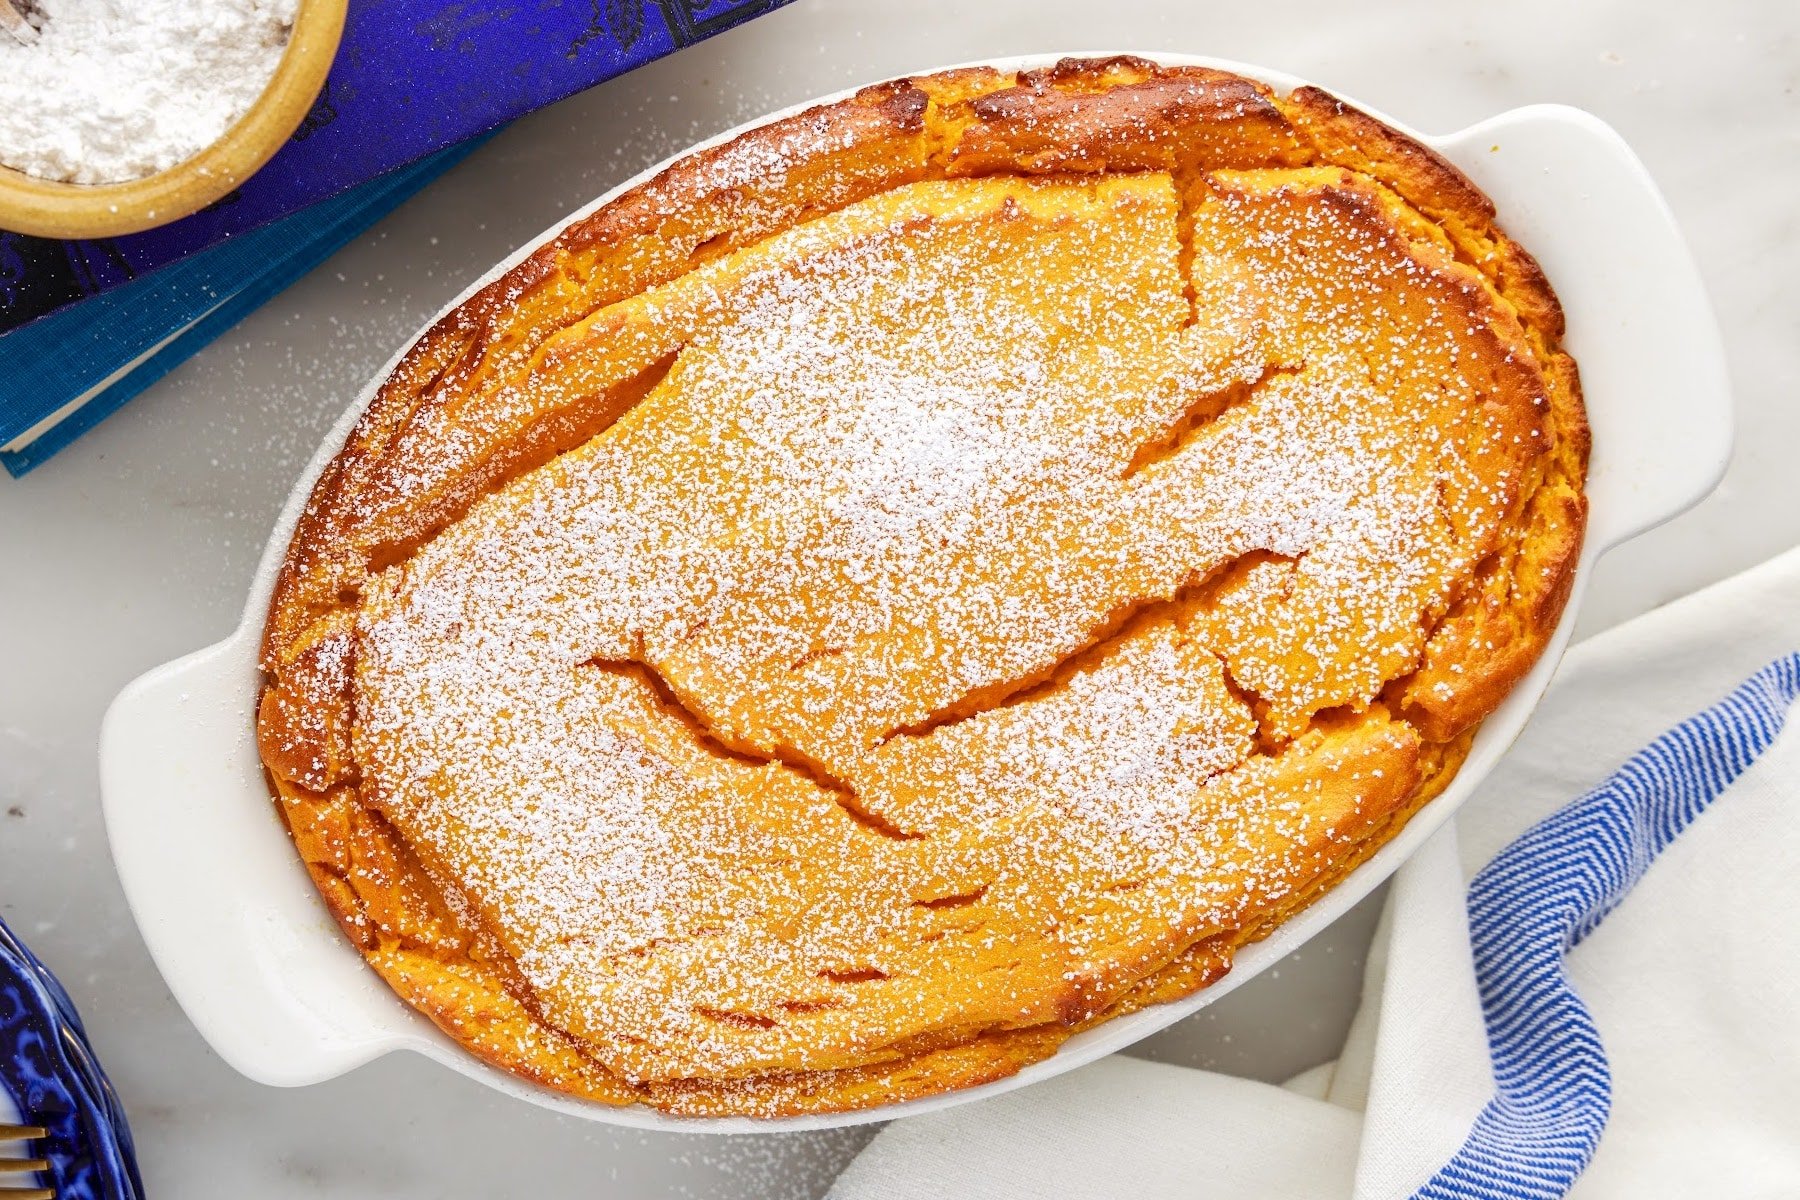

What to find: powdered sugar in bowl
left=0, top=0, right=345, bottom=239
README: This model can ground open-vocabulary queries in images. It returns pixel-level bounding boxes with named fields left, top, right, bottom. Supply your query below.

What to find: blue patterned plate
left=0, top=917, right=142, bottom=1200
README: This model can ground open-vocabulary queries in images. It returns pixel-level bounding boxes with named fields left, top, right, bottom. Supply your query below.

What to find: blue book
left=0, top=0, right=789, bottom=476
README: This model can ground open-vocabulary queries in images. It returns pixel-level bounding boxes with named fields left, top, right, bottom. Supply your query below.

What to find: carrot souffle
left=256, top=57, right=1587, bottom=1117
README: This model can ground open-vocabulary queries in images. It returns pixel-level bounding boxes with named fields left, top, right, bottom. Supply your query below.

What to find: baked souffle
left=256, top=57, right=1587, bottom=1116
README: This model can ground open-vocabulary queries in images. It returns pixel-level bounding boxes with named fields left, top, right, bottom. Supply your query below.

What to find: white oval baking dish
left=98, top=54, right=1731, bottom=1132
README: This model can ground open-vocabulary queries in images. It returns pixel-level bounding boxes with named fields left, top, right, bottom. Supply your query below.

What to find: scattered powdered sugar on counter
left=0, top=0, right=296, bottom=183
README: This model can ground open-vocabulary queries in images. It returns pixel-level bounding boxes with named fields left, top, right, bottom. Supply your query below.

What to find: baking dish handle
left=1440, top=105, right=1732, bottom=553
left=99, top=635, right=422, bottom=1086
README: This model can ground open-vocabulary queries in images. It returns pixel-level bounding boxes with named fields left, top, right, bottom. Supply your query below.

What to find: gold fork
left=0, top=1125, right=50, bottom=1200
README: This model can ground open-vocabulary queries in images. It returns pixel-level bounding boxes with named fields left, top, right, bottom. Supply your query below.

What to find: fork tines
left=0, top=1124, right=51, bottom=1199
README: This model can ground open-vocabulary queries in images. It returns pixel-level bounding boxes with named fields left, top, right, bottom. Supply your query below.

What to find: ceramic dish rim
left=99, top=51, right=1732, bottom=1133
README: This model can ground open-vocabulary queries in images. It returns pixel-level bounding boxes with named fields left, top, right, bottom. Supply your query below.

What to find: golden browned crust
left=256, top=57, right=1587, bottom=1117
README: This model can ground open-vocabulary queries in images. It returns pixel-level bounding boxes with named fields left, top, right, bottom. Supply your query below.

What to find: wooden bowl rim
left=0, top=0, right=348, bottom=240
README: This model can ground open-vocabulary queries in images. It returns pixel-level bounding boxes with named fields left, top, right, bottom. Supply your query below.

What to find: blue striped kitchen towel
left=1415, top=651, right=1800, bottom=1199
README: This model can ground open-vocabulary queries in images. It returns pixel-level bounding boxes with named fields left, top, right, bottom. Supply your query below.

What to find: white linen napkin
left=831, top=545, right=1800, bottom=1200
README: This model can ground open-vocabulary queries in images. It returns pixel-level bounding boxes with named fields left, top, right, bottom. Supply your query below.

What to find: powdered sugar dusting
left=349, top=166, right=1544, bottom=1088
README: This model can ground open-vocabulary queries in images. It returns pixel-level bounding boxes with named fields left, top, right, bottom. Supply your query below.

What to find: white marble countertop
left=1, top=1, right=1794, bottom=1195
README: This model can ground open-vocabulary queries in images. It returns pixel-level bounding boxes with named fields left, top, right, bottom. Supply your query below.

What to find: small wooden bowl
left=0, top=0, right=347, bottom=240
